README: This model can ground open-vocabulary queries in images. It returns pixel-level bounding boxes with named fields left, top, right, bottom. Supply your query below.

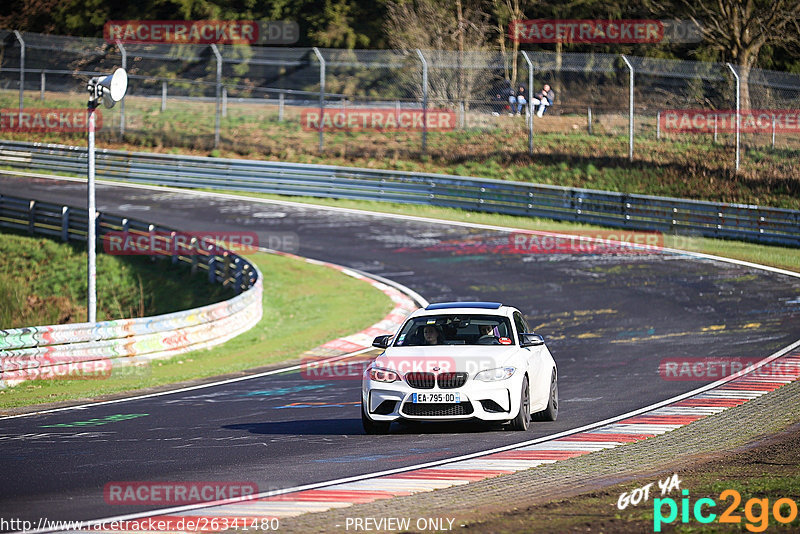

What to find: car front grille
left=437, top=372, right=467, bottom=389
left=405, top=372, right=435, bottom=389
left=405, top=371, right=468, bottom=389
left=402, top=402, right=474, bottom=417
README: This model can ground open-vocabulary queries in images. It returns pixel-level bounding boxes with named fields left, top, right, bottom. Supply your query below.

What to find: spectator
left=512, top=84, right=527, bottom=116
left=491, top=78, right=512, bottom=116
left=531, top=84, right=554, bottom=117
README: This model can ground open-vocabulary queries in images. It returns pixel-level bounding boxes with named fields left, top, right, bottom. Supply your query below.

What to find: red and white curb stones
left=119, top=348, right=800, bottom=530
left=274, top=253, right=419, bottom=360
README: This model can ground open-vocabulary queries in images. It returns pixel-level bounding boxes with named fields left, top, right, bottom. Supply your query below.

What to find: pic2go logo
left=654, top=489, right=799, bottom=532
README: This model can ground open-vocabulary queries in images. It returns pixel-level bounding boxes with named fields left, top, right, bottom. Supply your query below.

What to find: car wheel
left=509, top=376, right=530, bottom=431
left=361, top=401, right=391, bottom=434
left=531, top=369, right=558, bottom=422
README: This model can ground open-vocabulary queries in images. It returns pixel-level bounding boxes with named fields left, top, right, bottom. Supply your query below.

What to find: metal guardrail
left=0, top=139, right=798, bottom=247
left=0, top=192, right=262, bottom=387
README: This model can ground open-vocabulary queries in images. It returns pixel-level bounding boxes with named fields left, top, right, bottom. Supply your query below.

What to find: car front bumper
left=362, top=375, right=523, bottom=423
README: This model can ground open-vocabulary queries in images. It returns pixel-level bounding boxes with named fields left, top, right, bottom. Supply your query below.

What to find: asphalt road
left=1, top=174, right=799, bottom=524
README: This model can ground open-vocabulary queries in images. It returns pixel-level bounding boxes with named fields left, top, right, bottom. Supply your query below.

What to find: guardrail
left=0, top=139, right=798, bottom=247
left=0, top=193, right=262, bottom=388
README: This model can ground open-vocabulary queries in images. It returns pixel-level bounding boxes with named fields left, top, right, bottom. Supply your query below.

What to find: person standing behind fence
left=531, top=84, right=554, bottom=118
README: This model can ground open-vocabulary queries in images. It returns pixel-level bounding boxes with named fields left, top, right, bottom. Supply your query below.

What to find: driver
left=423, top=325, right=443, bottom=345
left=478, top=324, right=498, bottom=344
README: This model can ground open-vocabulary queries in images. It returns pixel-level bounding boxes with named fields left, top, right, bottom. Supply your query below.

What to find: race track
left=1, top=174, right=799, bottom=524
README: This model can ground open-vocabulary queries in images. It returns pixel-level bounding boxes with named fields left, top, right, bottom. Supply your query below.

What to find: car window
left=394, top=314, right=515, bottom=346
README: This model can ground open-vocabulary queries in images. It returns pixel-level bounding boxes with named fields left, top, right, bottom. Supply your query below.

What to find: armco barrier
left=0, top=194, right=262, bottom=388
left=0, top=139, right=797, bottom=246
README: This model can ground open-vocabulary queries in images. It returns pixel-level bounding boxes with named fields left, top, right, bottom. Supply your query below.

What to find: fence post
left=161, top=81, right=167, bottom=112
left=222, top=87, right=228, bottom=118
left=28, top=200, right=36, bottom=234
left=13, top=31, right=25, bottom=122
left=621, top=55, right=634, bottom=162
left=210, top=44, right=222, bottom=150
left=312, top=47, right=326, bottom=152
left=726, top=63, right=740, bottom=173
left=415, top=49, right=428, bottom=153
left=521, top=51, right=534, bottom=156
left=40, top=71, right=45, bottom=101
left=656, top=111, right=660, bottom=139
left=117, top=41, right=126, bottom=137
left=588, top=106, right=592, bottom=135
left=61, top=206, right=69, bottom=241
left=771, top=114, right=776, bottom=148
left=714, top=114, right=718, bottom=144
left=278, top=92, right=284, bottom=121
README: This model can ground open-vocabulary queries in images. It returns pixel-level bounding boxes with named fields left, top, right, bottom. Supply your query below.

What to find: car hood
left=375, top=345, right=520, bottom=375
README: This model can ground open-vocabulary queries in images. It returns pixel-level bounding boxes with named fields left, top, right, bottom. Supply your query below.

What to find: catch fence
left=1, top=30, right=799, bottom=172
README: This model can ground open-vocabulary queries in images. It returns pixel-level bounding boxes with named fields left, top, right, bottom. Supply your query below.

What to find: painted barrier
left=0, top=194, right=262, bottom=388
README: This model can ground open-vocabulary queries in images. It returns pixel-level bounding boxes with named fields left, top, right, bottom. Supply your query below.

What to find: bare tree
left=385, top=0, right=494, bottom=107
left=493, top=0, right=524, bottom=85
left=657, top=0, right=800, bottom=109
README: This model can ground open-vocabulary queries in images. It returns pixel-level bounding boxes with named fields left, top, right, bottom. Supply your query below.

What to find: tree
left=651, top=0, right=800, bottom=109
left=385, top=0, right=494, bottom=106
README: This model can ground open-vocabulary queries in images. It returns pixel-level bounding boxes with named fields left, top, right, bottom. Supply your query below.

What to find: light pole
left=86, top=68, right=127, bottom=323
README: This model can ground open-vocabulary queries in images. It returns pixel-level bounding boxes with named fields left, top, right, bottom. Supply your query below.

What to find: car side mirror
left=520, top=333, right=545, bottom=347
left=372, top=335, right=391, bottom=349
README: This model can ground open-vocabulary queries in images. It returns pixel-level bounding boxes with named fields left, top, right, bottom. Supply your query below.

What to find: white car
left=361, top=302, right=558, bottom=434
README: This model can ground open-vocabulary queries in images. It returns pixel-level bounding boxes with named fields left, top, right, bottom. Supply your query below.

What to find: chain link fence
left=1, top=30, right=798, bottom=174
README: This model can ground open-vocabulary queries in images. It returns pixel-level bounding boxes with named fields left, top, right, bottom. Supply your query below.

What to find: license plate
left=411, top=392, right=460, bottom=403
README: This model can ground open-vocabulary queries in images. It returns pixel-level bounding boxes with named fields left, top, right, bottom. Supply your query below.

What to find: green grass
left=0, top=251, right=393, bottom=410
left=0, top=230, right=232, bottom=328
left=3, top=90, right=798, bottom=209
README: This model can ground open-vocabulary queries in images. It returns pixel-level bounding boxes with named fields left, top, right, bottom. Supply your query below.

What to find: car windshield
left=394, top=314, right=515, bottom=346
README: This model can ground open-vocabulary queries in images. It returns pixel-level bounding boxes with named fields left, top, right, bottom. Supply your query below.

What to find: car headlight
left=474, top=367, right=516, bottom=381
left=367, top=367, right=400, bottom=383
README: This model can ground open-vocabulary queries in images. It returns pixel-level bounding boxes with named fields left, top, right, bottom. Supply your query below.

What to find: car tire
left=509, top=375, right=530, bottom=431
left=361, top=402, right=391, bottom=434
left=531, top=369, right=558, bottom=422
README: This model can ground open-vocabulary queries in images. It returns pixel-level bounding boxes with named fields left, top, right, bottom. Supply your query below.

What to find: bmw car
left=361, top=302, right=558, bottom=434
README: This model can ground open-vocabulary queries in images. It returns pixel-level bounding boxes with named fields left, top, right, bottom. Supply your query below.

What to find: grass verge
left=0, top=230, right=232, bottom=328
left=0, top=251, right=393, bottom=411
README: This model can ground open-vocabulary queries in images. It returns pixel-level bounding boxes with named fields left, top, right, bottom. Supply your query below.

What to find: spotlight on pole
left=85, top=68, right=127, bottom=323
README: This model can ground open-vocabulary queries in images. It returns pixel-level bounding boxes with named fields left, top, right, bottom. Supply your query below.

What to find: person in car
left=423, top=325, right=444, bottom=345
left=477, top=324, right=499, bottom=344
